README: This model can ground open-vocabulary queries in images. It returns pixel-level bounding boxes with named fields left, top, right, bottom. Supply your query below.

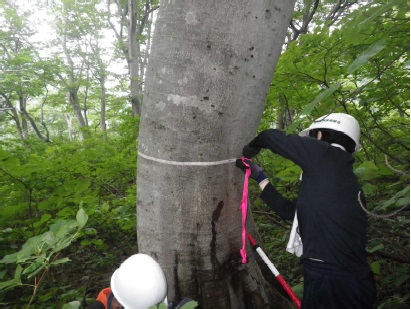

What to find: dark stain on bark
left=210, top=220, right=218, bottom=273
left=212, top=201, right=224, bottom=222
left=151, top=120, right=167, bottom=131
left=210, top=201, right=224, bottom=274
left=173, top=252, right=182, bottom=302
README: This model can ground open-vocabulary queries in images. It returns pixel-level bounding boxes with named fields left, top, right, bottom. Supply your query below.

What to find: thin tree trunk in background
left=64, top=114, right=74, bottom=141
left=67, top=90, right=86, bottom=128
left=139, top=9, right=152, bottom=83
left=95, top=45, right=108, bottom=133
left=3, top=95, right=23, bottom=139
left=19, top=95, right=28, bottom=138
left=100, top=78, right=107, bottom=132
left=61, top=4, right=87, bottom=131
left=129, top=0, right=142, bottom=116
left=137, top=1, right=295, bottom=307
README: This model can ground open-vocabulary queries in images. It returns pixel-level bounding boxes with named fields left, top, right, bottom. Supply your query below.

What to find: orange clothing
left=96, top=287, right=112, bottom=308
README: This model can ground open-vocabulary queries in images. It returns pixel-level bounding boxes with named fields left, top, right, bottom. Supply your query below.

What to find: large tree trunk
left=137, top=1, right=295, bottom=308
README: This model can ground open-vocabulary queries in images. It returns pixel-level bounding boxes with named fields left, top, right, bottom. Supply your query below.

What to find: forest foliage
left=0, top=0, right=409, bottom=308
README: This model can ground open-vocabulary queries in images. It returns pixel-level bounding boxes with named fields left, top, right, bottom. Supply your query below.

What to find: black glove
left=242, top=144, right=261, bottom=159
left=235, top=159, right=267, bottom=183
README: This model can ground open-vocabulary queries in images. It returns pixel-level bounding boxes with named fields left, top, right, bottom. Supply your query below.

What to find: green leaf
left=395, top=196, right=410, bottom=208
left=287, top=83, right=342, bottom=134
left=41, top=231, right=57, bottom=247
left=76, top=208, right=88, bottom=229
left=287, top=83, right=341, bottom=133
left=379, top=186, right=410, bottom=210
left=286, top=120, right=304, bottom=135
left=81, top=237, right=104, bottom=247
left=0, top=269, right=6, bottom=279
left=33, top=214, right=52, bottom=228
left=0, top=252, right=19, bottom=264
left=21, top=258, right=47, bottom=279
left=370, top=260, right=384, bottom=275
left=382, top=265, right=410, bottom=287
left=0, top=265, right=22, bottom=290
left=15, top=235, right=43, bottom=261
left=0, top=149, right=13, bottom=161
left=80, top=239, right=92, bottom=246
left=347, top=39, right=386, bottom=74
left=50, top=257, right=71, bottom=265
left=359, top=0, right=403, bottom=28
left=22, top=261, right=43, bottom=276
left=149, top=304, right=167, bottom=309
left=62, top=301, right=81, bottom=309
left=50, top=219, right=78, bottom=238
left=292, top=281, right=304, bottom=299
left=180, top=301, right=199, bottom=308
left=367, top=243, right=384, bottom=253
left=113, top=205, right=131, bottom=214
left=276, top=165, right=302, bottom=182
left=354, top=161, right=379, bottom=181
left=92, top=239, right=104, bottom=246
left=362, top=182, right=378, bottom=196
left=0, top=202, right=28, bottom=224
left=101, top=202, right=110, bottom=212
left=54, top=236, right=74, bottom=252
left=301, top=83, right=342, bottom=116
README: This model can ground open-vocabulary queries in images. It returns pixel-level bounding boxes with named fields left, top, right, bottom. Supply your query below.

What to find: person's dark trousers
left=302, top=260, right=377, bottom=309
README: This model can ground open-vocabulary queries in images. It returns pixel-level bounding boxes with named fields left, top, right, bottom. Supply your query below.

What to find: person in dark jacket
left=237, top=113, right=376, bottom=309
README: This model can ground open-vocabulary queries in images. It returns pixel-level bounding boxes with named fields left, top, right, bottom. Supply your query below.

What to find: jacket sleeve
left=248, top=129, right=323, bottom=170
left=260, top=183, right=296, bottom=221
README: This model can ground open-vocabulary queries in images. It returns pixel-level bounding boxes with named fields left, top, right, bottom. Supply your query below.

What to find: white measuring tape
left=138, top=151, right=237, bottom=166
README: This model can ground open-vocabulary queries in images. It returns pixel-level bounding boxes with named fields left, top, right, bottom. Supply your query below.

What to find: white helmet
left=110, top=254, right=167, bottom=309
left=299, top=113, right=360, bottom=152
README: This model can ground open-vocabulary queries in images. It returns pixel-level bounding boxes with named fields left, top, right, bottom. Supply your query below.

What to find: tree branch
left=370, top=250, right=409, bottom=264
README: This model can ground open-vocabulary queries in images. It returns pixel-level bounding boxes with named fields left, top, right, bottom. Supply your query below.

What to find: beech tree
left=107, top=0, right=159, bottom=116
left=137, top=1, right=295, bottom=307
left=0, top=1, right=408, bottom=308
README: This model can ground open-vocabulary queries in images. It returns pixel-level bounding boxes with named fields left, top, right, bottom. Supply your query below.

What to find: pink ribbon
left=239, top=157, right=251, bottom=264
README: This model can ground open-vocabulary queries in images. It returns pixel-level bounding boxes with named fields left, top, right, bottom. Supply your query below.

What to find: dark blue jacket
left=248, top=129, right=370, bottom=278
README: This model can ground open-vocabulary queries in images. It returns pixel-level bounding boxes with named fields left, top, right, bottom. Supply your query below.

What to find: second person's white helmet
left=299, top=113, right=360, bottom=152
left=110, top=253, right=167, bottom=309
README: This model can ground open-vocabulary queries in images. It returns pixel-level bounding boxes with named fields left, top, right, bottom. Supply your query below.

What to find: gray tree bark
left=137, top=1, right=295, bottom=308
left=128, top=0, right=142, bottom=116
left=60, top=10, right=87, bottom=131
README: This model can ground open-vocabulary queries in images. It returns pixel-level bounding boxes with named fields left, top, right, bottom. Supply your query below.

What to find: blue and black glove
left=235, top=159, right=267, bottom=183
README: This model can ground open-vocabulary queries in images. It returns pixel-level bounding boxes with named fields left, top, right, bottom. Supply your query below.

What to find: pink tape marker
left=239, top=157, right=251, bottom=264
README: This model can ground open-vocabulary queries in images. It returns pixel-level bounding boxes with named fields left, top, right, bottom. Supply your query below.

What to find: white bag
left=286, top=212, right=303, bottom=257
